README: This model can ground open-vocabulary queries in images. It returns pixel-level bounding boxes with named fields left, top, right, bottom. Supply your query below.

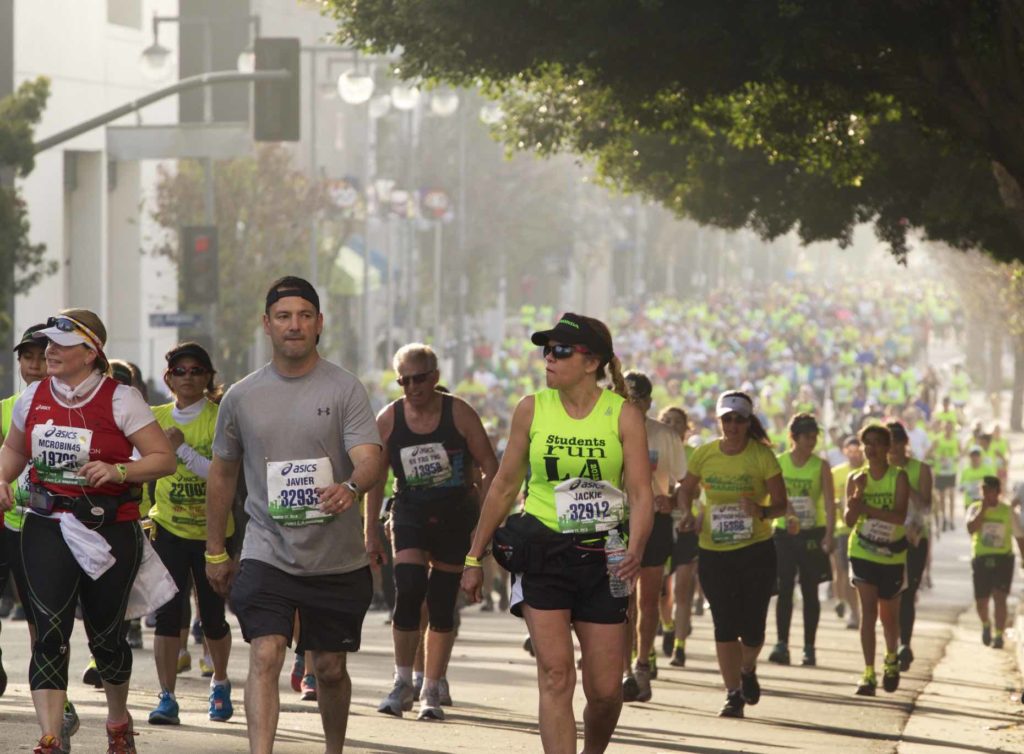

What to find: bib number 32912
left=554, top=478, right=625, bottom=534
left=267, top=457, right=335, bottom=527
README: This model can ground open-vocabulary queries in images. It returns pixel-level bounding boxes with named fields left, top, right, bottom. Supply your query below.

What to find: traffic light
left=254, top=37, right=300, bottom=142
left=181, top=226, right=219, bottom=306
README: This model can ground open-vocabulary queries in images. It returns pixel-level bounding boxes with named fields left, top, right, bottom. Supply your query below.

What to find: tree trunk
left=1011, top=339, right=1024, bottom=431
left=965, top=311, right=987, bottom=384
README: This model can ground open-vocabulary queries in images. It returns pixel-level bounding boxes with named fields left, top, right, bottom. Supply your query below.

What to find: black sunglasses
left=543, top=344, right=591, bottom=360
left=720, top=414, right=751, bottom=424
left=46, top=316, right=102, bottom=350
left=169, top=366, right=209, bottom=377
left=397, top=370, right=435, bottom=387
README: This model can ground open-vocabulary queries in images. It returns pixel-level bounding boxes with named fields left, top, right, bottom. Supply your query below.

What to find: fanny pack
left=492, top=512, right=614, bottom=574
left=28, top=483, right=139, bottom=526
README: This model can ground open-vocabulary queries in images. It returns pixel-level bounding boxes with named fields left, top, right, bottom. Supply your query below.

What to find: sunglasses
left=720, top=414, right=751, bottom=424
left=47, top=316, right=103, bottom=352
left=543, top=344, right=591, bottom=360
left=397, top=370, right=435, bottom=387
left=169, top=366, right=209, bottom=377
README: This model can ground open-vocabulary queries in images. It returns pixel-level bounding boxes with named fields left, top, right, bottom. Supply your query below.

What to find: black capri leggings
left=151, top=522, right=230, bottom=641
left=4, top=527, right=36, bottom=625
left=698, top=538, right=777, bottom=647
left=21, top=514, right=142, bottom=691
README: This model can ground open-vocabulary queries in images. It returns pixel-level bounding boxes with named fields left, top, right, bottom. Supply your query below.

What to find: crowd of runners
left=0, top=271, right=1021, bottom=754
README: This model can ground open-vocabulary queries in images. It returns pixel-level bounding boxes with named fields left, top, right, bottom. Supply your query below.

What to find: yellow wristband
left=464, top=555, right=482, bottom=568
left=204, top=551, right=230, bottom=565
left=115, top=463, right=128, bottom=484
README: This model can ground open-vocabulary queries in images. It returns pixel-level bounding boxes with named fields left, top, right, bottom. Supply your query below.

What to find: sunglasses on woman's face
left=169, top=366, right=209, bottom=377
left=543, top=344, right=591, bottom=360
left=720, top=414, right=750, bottom=425
left=396, top=370, right=434, bottom=387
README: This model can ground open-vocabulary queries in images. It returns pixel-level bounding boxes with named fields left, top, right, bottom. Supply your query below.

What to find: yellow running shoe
left=176, top=650, right=192, bottom=674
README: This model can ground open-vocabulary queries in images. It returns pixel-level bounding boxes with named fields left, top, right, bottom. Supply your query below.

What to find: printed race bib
left=861, top=518, right=896, bottom=543
left=790, top=496, right=817, bottom=529
left=400, top=443, right=453, bottom=488
left=30, top=423, right=93, bottom=485
left=554, top=478, right=626, bottom=534
left=266, top=457, right=335, bottom=527
left=939, top=457, right=955, bottom=475
left=964, top=481, right=981, bottom=501
left=981, top=521, right=1006, bottom=550
left=710, top=503, right=753, bottom=544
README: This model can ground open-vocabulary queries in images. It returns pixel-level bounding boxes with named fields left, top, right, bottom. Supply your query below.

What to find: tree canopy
left=325, top=1, right=1024, bottom=261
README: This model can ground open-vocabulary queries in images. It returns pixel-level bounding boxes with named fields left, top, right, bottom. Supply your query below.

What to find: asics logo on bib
left=281, top=462, right=318, bottom=475
left=44, top=427, right=79, bottom=440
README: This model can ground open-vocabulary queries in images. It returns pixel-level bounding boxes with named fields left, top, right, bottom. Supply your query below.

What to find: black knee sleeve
left=426, top=569, right=462, bottom=632
left=393, top=563, right=428, bottom=631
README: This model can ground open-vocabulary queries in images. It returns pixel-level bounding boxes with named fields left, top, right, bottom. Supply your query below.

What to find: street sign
left=149, top=312, right=204, bottom=328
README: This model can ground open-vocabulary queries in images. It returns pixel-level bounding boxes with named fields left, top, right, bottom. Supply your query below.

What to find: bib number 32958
left=267, top=457, right=335, bottom=527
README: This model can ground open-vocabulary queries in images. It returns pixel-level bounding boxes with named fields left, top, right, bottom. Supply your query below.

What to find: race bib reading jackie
left=400, top=443, right=453, bottom=488
left=266, top=457, right=335, bottom=527
left=554, top=478, right=625, bottom=534
left=31, top=423, right=93, bottom=485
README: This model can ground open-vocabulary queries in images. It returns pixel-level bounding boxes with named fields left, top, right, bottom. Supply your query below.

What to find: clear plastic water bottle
left=605, top=529, right=631, bottom=597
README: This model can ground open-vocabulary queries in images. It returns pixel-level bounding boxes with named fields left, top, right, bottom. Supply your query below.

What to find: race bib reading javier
left=400, top=443, right=453, bottom=488
left=710, top=503, right=753, bottom=544
left=266, top=457, right=335, bottom=527
left=790, top=496, right=817, bottom=529
left=554, top=478, right=625, bottom=534
left=31, top=423, right=93, bottom=485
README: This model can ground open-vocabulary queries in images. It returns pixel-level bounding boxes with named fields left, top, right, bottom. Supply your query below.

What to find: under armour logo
left=318, top=407, right=331, bottom=416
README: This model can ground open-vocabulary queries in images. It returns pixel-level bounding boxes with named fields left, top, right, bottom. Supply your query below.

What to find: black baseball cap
left=13, top=323, right=47, bottom=353
left=265, top=275, right=320, bottom=313
left=531, top=313, right=613, bottom=361
left=165, top=341, right=214, bottom=373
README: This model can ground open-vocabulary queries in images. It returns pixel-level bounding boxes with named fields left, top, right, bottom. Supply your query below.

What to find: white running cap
left=716, top=393, right=753, bottom=418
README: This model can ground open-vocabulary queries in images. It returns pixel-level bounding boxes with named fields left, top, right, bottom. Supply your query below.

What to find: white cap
left=716, top=393, right=753, bottom=418
left=34, top=326, right=96, bottom=350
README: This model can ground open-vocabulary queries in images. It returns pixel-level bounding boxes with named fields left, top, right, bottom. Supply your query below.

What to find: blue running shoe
left=148, top=691, right=180, bottom=725
left=209, top=681, right=233, bottom=722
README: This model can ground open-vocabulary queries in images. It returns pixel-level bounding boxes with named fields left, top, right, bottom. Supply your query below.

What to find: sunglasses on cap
left=46, top=316, right=103, bottom=352
left=169, top=366, right=209, bottom=377
left=543, top=344, right=592, bottom=360
left=396, top=370, right=435, bottom=387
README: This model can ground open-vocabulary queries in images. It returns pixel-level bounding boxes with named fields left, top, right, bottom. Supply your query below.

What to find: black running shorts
left=850, top=556, right=906, bottom=600
left=392, top=498, right=477, bottom=566
left=509, top=545, right=627, bottom=625
left=671, top=530, right=699, bottom=568
left=640, top=513, right=674, bottom=568
left=972, top=554, right=1014, bottom=600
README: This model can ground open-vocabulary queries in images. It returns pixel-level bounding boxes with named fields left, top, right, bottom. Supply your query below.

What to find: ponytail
left=748, top=415, right=772, bottom=446
left=603, top=355, right=628, bottom=398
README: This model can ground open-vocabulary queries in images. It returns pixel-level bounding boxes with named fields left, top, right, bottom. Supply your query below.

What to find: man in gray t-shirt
left=205, top=276, right=383, bottom=754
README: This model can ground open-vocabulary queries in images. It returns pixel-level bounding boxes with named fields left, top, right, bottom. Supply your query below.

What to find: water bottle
left=605, top=529, right=631, bottom=597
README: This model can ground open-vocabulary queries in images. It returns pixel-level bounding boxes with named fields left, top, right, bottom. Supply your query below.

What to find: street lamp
left=479, top=101, right=504, bottom=125
left=139, top=40, right=175, bottom=82
left=391, top=83, right=420, bottom=110
left=430, top=90, right=459, bottom=117
left=337, top=70, right=375, bottom=105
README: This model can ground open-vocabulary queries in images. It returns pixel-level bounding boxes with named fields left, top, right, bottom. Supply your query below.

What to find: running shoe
left=845, top=613, right=860, bottom=630
left=801, top=647, right=816, bottom=667
left=438, top=677, right=452, bottom=706
left=693, top=599, right=704, bottom=617
left=209, top=681, right=233, bottom=722
left=417, top=686, right=445, bottom=721
left=670, top=644, right=686, bottom=667
left=199, top=655, right=214, bottom=678
left=767, top=642, right=790, bottom=665
left=377, top=677, right=415, bottom=717
left=300, top=673, right=317, bottom=701
left=718, top=690, right=744, bottom=718
left=648, top=651, right=659, bottom=680
left=414, top=674, right=424, bottom=699
left=62, top=700, right=80, bottom=742
left=82, top=658, right=102, bottom=689
left=855, top=669, right=877, bottom=696
left=622, top=674, right=639, bottom=703
left=898, top=644, right=914, bottom=671
left=148, top=691, right=180, bottom=725
left=480, top=599, right=494, bottom=612
left=191, top=618, right=204, bottom=646
left=662, top=626, right=675, bottom=657
left=993, top=633, right=1005, bottom=649
left=882, top=655, right=900, bottom=693
left=0, top=649, right=6, bottom=697
left=982, top=624, right=992, bottom=646
left=105, top=715, right=137, bottom=753
left=33, top=735, right=63, bottom=754
left=290, top=653, right=304, bottom=693
left=176, top=650, right=192, bottom=674
left=835, top=601, right=846, bottom=619
left=740, top=668, right=761, bottom=705
left=633, top=663, right=653, bottom=703
left=126, top=620, right=143, bottom=650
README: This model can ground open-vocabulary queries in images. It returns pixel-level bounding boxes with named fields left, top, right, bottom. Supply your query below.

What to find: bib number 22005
left=266, top=457, right=335, bottom=527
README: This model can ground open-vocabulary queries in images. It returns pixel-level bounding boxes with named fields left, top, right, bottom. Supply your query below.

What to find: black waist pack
left=492, top=512, right=573, bottom=574
left=28, top=483, right=138, bottom=526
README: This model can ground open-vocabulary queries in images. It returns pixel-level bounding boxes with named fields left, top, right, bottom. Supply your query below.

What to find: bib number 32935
left=30, top=422, right=93, bottom=485
left=267, top=457, right=335, bottom=527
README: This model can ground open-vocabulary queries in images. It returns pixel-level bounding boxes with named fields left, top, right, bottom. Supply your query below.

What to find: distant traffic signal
left=254, top=37, right=300, bottom=142
left=181, top=225, right=219, bottom=305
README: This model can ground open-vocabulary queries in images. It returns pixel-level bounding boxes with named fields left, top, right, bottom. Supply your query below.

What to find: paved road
left=1, top=516, right=1022, bottom=753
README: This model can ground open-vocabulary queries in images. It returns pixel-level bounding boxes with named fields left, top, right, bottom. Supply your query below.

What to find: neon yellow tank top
left=1, top=392, right=28, bottom=530
left=525, top=389, right=625, bottom=534
left=849, top=465, right=906, bottom=565
left=971, top=503, right=1013, bottom=557
left=775, top=452, right=825, bottom=530
left=149, top=400, right=234, bottom=540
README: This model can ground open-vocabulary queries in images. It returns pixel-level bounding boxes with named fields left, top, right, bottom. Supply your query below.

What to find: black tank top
left=388, top=394, right=470, bottom=504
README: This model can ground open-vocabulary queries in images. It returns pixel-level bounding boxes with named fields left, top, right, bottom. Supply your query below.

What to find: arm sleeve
left=212, top=390, right=243, bottom=461
left=11, top=382, right=41, bottom=432
left=176, top=444, right=212, bottom=479
left=112, top=385, right=158, bottom=437
left=341, top=378, right=383, bottom=451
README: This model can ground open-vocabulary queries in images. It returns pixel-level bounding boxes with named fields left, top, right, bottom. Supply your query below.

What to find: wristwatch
left=341, top=480, right=361, bottom=496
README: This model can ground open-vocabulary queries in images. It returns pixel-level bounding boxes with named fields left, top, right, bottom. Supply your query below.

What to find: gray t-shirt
left=213, top=358, right=381, bottom=576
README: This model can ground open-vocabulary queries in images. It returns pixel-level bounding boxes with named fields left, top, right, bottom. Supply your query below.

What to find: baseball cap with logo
left=13, top=323, right=47, bottom=353
left=531, top=312, right=613, bottom=363
left=716, top=392, right=753, bottom=418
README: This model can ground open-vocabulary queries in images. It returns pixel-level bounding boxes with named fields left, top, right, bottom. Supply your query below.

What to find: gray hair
left=393, top=343, right=438, bottom=373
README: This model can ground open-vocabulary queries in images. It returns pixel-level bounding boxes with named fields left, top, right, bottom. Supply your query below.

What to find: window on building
left=107, top=0, right=142, bottom=29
